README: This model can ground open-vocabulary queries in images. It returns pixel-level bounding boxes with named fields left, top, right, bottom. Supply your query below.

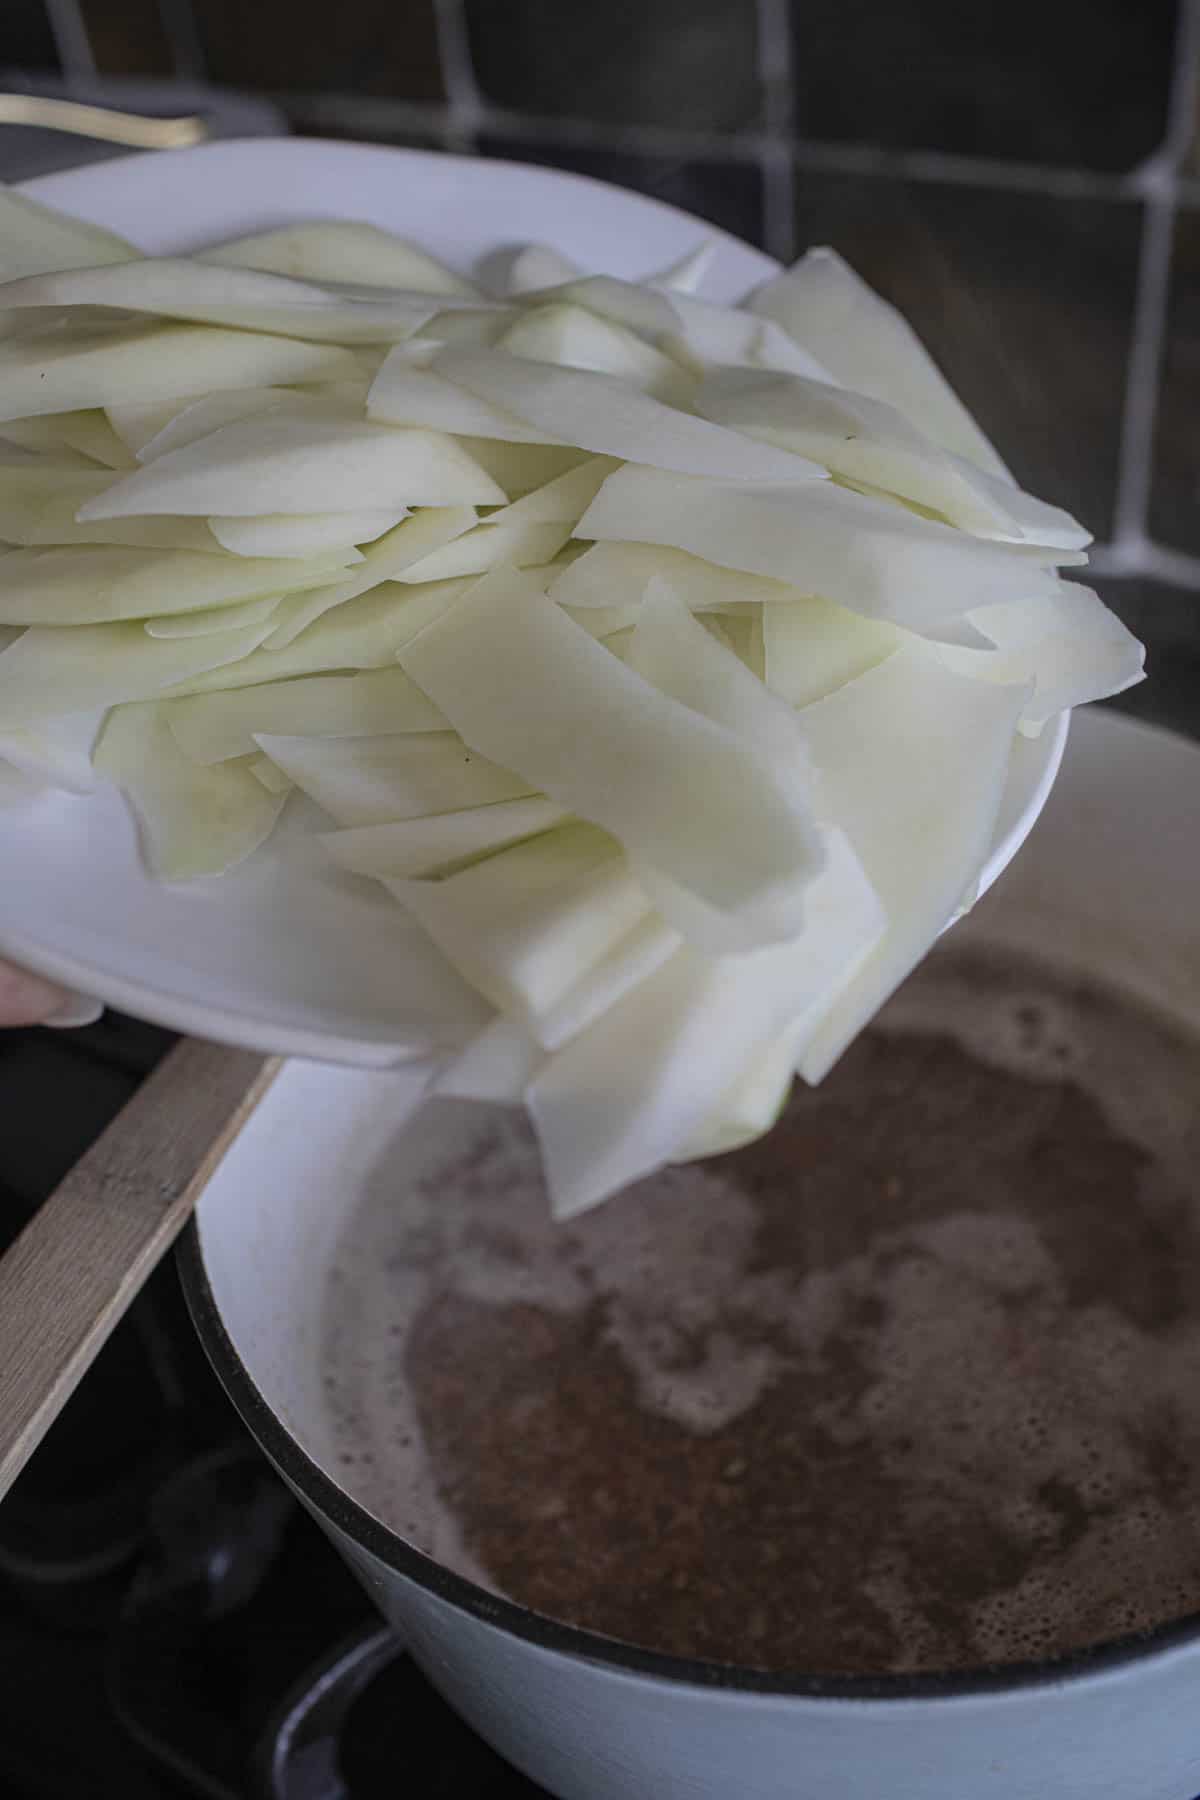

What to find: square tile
left=276, top=111, right=448, bottom=153
left=1, top=0, right=58, bottom=70
left=1150, top=205, right=1200, bottom=553
left=467, top=0, right=760, bottom=133
left=78, top=0, right=173, bottom=77
left=1081, top=574, right=1200, bottom=740
left=788, top=171, right=1141, bottom=538
left=787, top=0, right=1179, bottom=171
left=193, top=0, right=444, bottom=102
left=479, top=137, right=766, bottom=251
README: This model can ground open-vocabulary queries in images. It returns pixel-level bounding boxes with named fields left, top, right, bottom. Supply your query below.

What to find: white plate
left=0, top=138, right=1067, bottom=1065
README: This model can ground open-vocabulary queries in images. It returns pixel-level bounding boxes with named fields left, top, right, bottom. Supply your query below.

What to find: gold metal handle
left=0, top=93, right=209, bottom=150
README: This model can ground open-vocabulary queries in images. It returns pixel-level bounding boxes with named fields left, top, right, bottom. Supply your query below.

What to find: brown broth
left=322, top=946, right=1200, bottom=1674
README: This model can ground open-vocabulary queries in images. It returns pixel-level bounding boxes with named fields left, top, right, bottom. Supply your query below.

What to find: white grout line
left=1083, top=541, right=1132, bottom=576
left=1110, top=0, right=1200, bottom=548
left=1135, top=541, right=1200, bottom=589
left=756, top=0, right=797, bottom=262
left=756, top=0, right=794, bottom=134
left=1110, top=194, right=1178, bottom=548
left=156, top=0, right=209, bottom=83
left=431, top=0, right=485, bottom=149
left=1084, top=538, right=1200, bottom=591
left=476, top=103, right=768, bottom=160
left=43, top=0, right=96, bottom=79
left=759, top=142, right=797, bottom=262
left=482, top=111, right=1135, bottom=203
left=293, top=91, right=1141, bottom=202
left=791, top=138, right=1126, bottom=201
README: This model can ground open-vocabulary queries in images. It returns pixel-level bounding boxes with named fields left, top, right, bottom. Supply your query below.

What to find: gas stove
left=0, top=1013, right=547, bottom=1800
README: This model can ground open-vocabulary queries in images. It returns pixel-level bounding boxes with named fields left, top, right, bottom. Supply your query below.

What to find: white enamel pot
left=181, top=707, right=1200, bottom=1800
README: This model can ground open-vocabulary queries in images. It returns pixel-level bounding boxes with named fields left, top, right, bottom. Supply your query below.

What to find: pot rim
left=178, top=1220, right=1200, bottom=1701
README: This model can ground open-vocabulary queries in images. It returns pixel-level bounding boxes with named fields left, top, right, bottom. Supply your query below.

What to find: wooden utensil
left=0, top=1039, right=279, bottom=1502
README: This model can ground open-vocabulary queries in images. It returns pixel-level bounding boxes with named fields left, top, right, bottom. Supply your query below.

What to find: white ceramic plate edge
left=0, top=139, right=1065, bottom=1063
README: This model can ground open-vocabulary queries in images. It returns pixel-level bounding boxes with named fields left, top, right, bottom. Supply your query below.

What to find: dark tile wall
left=187, top=0, right=443, bottom=101
left=82, top=0, right=173, bottom=78
left=787, top=173, right=1143, bottom=539
left=467, top=0, right=760, bottom=133
left=479, top=135, right=767, bottom=249
left=787, top=0, right=1180, bottom=170
left=2, top=0, right=1198, bottom=734
left=282, top=114, right=445, bottom=156
left=1, top=0, right=59, bottom=70
left=7, top=0, right=1180, bottom=161
left=1086, top=575, right=1200, bottom=742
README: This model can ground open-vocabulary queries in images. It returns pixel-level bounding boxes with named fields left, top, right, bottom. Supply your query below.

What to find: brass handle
left=0, top=92, right=209, bottom=150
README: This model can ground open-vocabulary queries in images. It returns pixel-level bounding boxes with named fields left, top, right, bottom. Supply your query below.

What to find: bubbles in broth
left=322, top=946, right=1200, bottom=1675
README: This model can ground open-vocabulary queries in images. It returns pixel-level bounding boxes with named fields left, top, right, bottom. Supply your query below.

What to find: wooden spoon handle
left=0, top=1039, right=279, bottom=1503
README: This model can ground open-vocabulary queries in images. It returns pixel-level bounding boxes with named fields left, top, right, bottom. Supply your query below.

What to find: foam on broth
left=320, top=944, right=1200, bottom=1674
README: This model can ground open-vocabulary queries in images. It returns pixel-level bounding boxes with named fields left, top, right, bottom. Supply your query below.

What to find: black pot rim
left=178, top=1220, right=1200, bottom=1702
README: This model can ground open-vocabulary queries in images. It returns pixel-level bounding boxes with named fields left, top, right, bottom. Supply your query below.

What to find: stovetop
left=0, top=1013, right=548, bottom=1800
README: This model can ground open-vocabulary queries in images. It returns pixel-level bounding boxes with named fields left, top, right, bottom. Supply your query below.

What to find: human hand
left=0, top=960, right=102, bottom=1029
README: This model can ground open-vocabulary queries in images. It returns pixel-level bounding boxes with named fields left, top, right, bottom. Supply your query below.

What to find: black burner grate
left=0, top=1013, right=547, bottom=1800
